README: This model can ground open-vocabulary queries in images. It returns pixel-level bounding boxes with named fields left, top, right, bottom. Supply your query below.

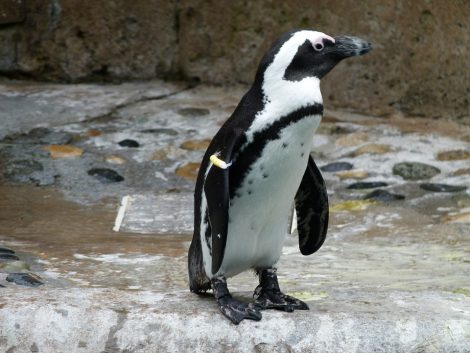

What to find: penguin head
left=256, top=30, right=372, bottom=85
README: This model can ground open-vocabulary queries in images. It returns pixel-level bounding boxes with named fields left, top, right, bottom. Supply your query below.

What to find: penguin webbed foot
left=211, top=277, right=262, bottom=325
left=218, top=296, right=262, bottom=325
left=254, top=269, right=309, bottom=312
left=254, top=286, right=309, bottom=312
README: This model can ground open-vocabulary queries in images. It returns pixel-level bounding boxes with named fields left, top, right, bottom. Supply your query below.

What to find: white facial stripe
left=246, top=30, right=328, bottom=143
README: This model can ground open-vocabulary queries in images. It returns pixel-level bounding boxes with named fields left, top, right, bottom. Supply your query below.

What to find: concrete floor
left=0, top=80, right=469, bottom=352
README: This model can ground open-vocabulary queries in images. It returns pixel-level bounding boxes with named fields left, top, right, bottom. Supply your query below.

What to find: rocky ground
left=0, top=80, right=469, bottom=352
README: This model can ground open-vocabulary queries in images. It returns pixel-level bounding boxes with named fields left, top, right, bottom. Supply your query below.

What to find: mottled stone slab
left=115, top=193, right=193, bottom=234
left=0, top=81, right=185, bottom=140
left=0, top=288, right=469, bottom=353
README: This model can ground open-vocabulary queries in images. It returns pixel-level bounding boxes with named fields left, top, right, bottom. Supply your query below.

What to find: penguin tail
left=188, top=234, right=211, bottom=293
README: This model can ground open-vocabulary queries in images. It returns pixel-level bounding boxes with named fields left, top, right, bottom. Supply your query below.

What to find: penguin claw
left=218, top=296, right=262, bottom=325
left=254, top=288, right=309, bottom=312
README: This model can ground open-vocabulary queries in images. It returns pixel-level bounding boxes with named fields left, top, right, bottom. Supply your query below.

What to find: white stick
left=113, top=195, right=130, bottom=232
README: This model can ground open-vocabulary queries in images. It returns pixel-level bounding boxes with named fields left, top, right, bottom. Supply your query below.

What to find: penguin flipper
left=294, top=155, right=329, bottom=255
left=204, top=128, right=245, bottom=275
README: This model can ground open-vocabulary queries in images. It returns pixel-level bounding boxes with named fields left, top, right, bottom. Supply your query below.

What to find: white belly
left=214, top=115, right=321, bottom=278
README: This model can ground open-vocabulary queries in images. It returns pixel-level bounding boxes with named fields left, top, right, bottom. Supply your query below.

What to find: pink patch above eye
left=312, top=34, right=335, bottom=47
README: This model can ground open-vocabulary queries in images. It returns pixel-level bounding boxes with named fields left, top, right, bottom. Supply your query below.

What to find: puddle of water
left=0, top=184, right=190, bottom=290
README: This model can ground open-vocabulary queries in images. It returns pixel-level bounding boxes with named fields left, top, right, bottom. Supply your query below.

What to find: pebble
left=347, top=182, right=389, bottom=189
left=352, top=144, right=392, bottom=156
left=140, top=128, right=178, bottom=136
left=85, top=129, right=102, bottom=137
left=335, top=132, right=369, bottom=147
left=452, top=168, right=470, bottom=176
left=178, top=107, right=210, bottom=117
left=0, top=284, right=4, bottom=288
left=0, top=247, right=15, bottom=254
left=105, top=155, right=126, bottom=165
left=6, top=273, right=44, bottom=287
left=445, top=212, right=470, bottom=224
left=392, top=162, right=440, bottom=180
left=330, top=200, right=375, bottom=212
left=150, top=147, right=186, bottom=161
left=436, top=150, right=470, bottom=161
left=320, top=162, right=353, bottom=172
left=175, top=162, right=200, bottom=181
left=180, top=139, right=211, bottom=151
left=44, top=145, right=84, bottom=159
left=118, top=139, right=140, bottom=148
left=0, top=253, right=20, bottom=261
left=0, top=260, right=30, bottom=272
left=336, top=170, right=368, bottom=180
left=87, top=168, right=124, bottom=183
left=364, top=189, right=405, bottom=202
left=317, top=123, right=352, bottom=135
left=419, top=183, right=467, bottom=193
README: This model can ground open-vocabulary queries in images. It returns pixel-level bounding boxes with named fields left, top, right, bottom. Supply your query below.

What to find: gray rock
left=0, top=254, right=20, bottom=261
left=392, top=162, right=440, bottom=180
left=6, top=273, right=44, bottom=287
left=347, top=182, right=388, bottom=189
left=364, top=189, right=405, bottom=202
left=177, top=107, right=210, bottom=117
left=118, top=139, right=140, bottom=148
left=140, top=128, right=178, bottom=136
left=420, top=183, right=467, bottom=193
left=320, top=162, right=353, bottom=172
left=87, top=168, right=124, bottom=183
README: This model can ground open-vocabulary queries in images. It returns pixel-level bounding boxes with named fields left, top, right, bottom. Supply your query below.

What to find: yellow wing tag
left=210, top=154, right=232, bottom=169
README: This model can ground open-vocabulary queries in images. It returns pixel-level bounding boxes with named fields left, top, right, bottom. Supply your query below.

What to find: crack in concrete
left=85, top=84, right=196, bottom=124
left=101, top=310, right=127, bottom=353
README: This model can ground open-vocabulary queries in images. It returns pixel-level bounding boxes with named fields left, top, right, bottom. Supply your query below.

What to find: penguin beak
left=331, top=36, right=372, bottom=58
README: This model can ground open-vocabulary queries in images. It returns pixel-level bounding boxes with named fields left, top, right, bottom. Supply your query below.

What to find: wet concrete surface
left=0, top=185, right=189, bottom=290
left=0, top=80, right=469, bottom=352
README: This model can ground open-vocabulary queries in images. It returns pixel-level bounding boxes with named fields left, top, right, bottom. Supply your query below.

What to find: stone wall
left=0, top=0, right=468, bottom=120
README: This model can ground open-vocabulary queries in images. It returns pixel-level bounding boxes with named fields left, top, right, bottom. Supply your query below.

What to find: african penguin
left=188, top=29, right=371, bottom=324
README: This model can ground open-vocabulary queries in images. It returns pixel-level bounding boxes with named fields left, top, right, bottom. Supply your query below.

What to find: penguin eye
left=313, top=42, right=324, bottom=52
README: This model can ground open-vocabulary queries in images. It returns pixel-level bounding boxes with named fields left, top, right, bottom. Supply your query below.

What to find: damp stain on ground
left=0, top=185, right=190, bottom=290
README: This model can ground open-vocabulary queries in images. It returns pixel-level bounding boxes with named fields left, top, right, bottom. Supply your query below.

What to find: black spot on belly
left=263, top=173, right=268, bottom=178
left=300, top=142, right=304, bottom=147
left=248, top=180, right=253, bottom=185
left=248, top=190, right=253, bottom=195
left=282, top=142, right=288, bottom=148
left=260, top=164, right=265, bottom=171
left=301, top=152, right=305, bottom=157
